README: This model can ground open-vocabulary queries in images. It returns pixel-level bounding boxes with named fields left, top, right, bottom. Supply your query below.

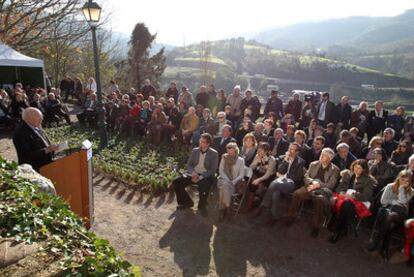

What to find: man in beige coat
left=286, top=148, right=340, bottom=237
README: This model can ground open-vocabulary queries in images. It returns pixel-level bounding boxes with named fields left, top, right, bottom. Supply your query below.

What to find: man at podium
left=13, top=107, right=59, bottom=171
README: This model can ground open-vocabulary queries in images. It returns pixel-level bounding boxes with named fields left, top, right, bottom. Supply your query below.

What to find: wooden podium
left=40, top=141, right=94, bottom=228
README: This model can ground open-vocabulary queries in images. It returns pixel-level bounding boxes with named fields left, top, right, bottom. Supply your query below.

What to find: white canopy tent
left=0, top=43, right=45, bottom=88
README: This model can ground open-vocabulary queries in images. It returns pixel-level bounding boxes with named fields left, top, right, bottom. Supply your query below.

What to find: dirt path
left=92, top=174, right=413, bottom=277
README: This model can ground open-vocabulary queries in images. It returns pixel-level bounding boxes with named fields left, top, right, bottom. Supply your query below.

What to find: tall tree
left=126, top=23, right=166, bottom=91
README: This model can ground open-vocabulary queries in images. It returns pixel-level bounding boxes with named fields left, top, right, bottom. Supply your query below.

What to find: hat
left=233, top=85, right=241, bottom=91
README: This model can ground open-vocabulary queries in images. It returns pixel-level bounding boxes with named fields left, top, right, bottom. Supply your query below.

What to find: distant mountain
left=253, top=9, right=414, bottom=52
left=251, top=9, right=414, bottom=78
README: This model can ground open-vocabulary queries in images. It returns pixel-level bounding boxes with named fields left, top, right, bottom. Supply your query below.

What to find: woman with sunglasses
left=390, top=140, right=413, bottom=167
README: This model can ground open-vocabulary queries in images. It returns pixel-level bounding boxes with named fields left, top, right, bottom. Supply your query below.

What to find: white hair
left=321, top=147, right=335, bottom=159
left=217, top=111, right=226, bottom=118
left=336, top=142, right=349, bottom=151
left=22, top=107, right=42, bottom=121
left=384, top=128, right=395, bottom=138
left=409, top=154, right=414, bottom=165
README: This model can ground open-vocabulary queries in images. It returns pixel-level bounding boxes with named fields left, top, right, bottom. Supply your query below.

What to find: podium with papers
left=40, top=140, right=94, bottom=228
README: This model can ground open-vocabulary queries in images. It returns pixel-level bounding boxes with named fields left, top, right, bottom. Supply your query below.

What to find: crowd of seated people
left=0, top=84, right=72, bottom=128
left=5, top=77, right=414, bottom=266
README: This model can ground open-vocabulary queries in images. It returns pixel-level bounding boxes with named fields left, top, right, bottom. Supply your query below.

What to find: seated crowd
left=3, top=78, right=414, bottom=266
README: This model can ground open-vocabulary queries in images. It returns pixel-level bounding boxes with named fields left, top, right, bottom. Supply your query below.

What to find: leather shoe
left=176, top=202, right=194, bottom=210
left=328, top=232, right=341, bottom=244
left=199, top=207, right=208, bottom=217
left=310, top=228, right=320, bottom=238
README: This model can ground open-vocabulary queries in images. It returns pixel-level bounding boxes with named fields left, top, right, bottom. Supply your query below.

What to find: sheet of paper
left=55, top=141, right=69, bottom=154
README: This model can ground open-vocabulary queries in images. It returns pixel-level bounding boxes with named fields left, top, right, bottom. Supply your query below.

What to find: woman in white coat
left=218, top=142, right=245, bottom=221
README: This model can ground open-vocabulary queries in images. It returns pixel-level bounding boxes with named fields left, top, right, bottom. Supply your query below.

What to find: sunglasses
left=399, top=145, right=407, bottom=148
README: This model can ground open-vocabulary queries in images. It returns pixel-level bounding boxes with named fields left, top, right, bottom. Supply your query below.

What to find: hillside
left=163, top=39, right=414, bottom=95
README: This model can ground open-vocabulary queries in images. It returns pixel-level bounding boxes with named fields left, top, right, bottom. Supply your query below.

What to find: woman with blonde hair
left=217, top=142, right=245, bottom=221
left=367, top=170, right=414, bottom=259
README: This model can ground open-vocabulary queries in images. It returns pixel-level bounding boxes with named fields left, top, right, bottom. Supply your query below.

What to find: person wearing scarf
left=217, top=142, right=245, bottom=221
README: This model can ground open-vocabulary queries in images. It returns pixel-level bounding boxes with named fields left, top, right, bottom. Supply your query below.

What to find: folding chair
left=233, top=166, right=254, bottom=218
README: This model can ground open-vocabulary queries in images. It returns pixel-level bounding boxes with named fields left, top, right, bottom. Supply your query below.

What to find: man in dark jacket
left=196, top=85, right=209, bottom=108
left=382, top=127, right=399, bottom=157
left=333, top=96, right=352, bottom=129
left=316, top=92, right=335, bottom=127
left=332, top=142, right=357, bottom=171
left=213, top=124, right=237, bottom=158
left=142, top=79, right=157, bottom=100
left=13, top=107, right=58, bottom=171
left=268, top=128, right=289, bottom=159
left=258, top=143, right=305, bottom=225
left=264, top=90, right=284, bottom=119
left=240, top=89, right=261, bottom=122
left=172, top=133, right=219, bottom=217
left=367, top=100, right=388, bottom=142
left=165, top=81, right=179, bottom=104
left=285, top=92, right=302, bottom=123
left=304, top=135, right=325, bottom=168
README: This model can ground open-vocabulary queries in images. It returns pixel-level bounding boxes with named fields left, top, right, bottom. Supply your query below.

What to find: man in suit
left=367, top=100, right=388, bottom=142
left=258, top=143, right=305, bottom=226
left=316, top=92, right=335, bottom=127
left=213, top=125, right=237, bottom=158
left=13, top=107, right=58, bottom=171
left=286, top=147, right=340, bottom=237
left=172, top=133, right=219, bottom=217
left=264, top=90, right=284, bottom=120
left=268, top=128, right=289, bottom=159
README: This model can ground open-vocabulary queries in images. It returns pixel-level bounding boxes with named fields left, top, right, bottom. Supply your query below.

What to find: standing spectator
left=142, top=79, right=156, bottom=100
left=240, top=89, right=261, bottom=122
left=207, top=84, right=218, bottom=115
left=300, top=97, right=316, bottom=129
left=367, top=101, right=388, bottom=142
left=351, top=101, right=369, bottom=140
left=196, top=85, right=209, bottom=108
left=264, top=90, right=283, bottom=120
left=59, top=76, right=70, bottom=101
left=285, top=92, right=302, bottom=123
left=387, top=106, right=405, bottom=141
left=334, top=96, right=352, bottom=129
left=74, top=78, right=84, bottom=103
left=172, top=133, right=218, bottom=217
left=226, top=85, right=243, bottom=122
left=178, top=86, right=193, bottom=108
left=166, top=81, right=179, bottom=104
left=108, top=80, right=119, bottom=95
left=316, top=92, right=335, bottom=127
left=85, top=77, right=97, bottom=93
left=216, top=89, right=227, bottom=112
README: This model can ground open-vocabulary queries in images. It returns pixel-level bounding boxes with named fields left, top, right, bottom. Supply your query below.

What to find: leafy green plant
left=46, top=126, right=188, bottom=193
left=0, top=156, right=141, bottom=276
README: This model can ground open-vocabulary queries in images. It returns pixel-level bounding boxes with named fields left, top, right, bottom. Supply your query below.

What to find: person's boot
left=366, top=231, right=381, bottom=252
left=219, top=209, right=226, bottom=222
left=240, top=192, right=255, bottom=213
left=254, top=205, right=265, bottom=217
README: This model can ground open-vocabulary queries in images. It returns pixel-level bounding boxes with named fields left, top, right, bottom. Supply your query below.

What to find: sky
left=106, top=0, right=414, bottom=46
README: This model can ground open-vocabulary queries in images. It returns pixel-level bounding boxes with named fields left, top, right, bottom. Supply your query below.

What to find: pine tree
left=127, top=23, right=166, bottom=91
